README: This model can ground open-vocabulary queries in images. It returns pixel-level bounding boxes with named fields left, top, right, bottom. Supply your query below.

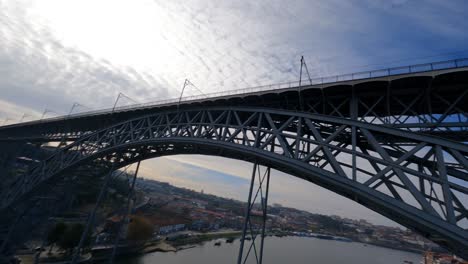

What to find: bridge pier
left=109, top=161, right=141, bottom=264
left=237, top=163, right=271, bottom=264
left=70, top=166, right=114, bottom=264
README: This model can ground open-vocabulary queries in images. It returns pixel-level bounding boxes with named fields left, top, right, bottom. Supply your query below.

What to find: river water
left=117, top=236, right=423, bottom=264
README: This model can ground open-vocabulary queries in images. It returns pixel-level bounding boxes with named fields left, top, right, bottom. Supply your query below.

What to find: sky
left=1, top=0, right=468, bottom=226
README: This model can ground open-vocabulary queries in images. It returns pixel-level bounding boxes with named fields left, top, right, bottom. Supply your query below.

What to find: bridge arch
left=3, top=107, right=468, bottom=257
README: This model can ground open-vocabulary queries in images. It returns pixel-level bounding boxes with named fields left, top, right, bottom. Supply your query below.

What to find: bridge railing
left=4, top=58, right=468, bottom=126
left=76, top=57, right=468, bottom=114
left=108, top=58, right=468, bottom=111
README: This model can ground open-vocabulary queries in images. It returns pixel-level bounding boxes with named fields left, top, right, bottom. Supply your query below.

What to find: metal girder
left=109, top=161, right=140, bottom=263
left=0, top=107, right=467, bottom=258
left=237, top=163, right=271, bottom=264
left=70, top=166, right=114, bottom=264
left=1, top=68, right=468, bottom=142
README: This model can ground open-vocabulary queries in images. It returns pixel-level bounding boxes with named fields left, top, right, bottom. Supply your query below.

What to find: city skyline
left=138, top=155, right=399, bottom=226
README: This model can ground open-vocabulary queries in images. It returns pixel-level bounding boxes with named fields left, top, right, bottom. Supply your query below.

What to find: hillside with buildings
left=129, top=177, right=443, bottom=254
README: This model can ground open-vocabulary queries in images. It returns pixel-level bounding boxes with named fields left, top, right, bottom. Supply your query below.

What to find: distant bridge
left=0, top=58, right=467, bottom=261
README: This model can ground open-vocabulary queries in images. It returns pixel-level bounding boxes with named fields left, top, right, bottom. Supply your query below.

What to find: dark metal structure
left=0, top=58, right=467, bottom=261
left=237, top=163, right=271, bottom=264
left=1, top=58, right=468, bottom=141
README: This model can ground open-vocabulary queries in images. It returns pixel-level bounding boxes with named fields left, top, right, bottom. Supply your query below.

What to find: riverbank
left=146, top=229, right=428, bottom=257
left=116, top=236, right=423, bottom=264
left=166, top=230, right=242, bottom=248
left=14, top=230, right=431, bottom=263
left=270, top=231, right=437, bottom=255
left=88, top=230, right=242, bottom=262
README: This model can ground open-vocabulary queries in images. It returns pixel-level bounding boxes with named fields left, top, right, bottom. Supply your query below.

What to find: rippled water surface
left=117, top=236, right=423, bottom=264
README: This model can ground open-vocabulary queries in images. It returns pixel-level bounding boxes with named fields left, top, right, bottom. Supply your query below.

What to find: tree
left=57, top=223, right=89, bottom=253
left=47, top=222, right=66, bottom=253
left=126, top=215, right=153, bottom=242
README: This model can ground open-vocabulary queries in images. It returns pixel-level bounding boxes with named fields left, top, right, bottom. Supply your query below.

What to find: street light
left=68, top=102, right=89, bottom=116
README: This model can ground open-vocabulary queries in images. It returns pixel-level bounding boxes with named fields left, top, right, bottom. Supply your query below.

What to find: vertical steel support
left=237, top=163, right=271, bottom=264
left=109, top=161, right=141, bottom=264
left=258, top=167, right=271, bottom=264
left=350, top=86, right=357, bottom=181
left=70, top=166, right=114, bottom=264
left=237, top=162, right=257, bottom=264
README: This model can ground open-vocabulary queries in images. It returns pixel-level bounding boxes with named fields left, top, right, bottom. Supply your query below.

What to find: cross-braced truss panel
left=1, top=108, right=467, bottom=257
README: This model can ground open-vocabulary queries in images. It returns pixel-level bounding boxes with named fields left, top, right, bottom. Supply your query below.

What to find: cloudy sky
left=1, top=0, right=468, bottom=226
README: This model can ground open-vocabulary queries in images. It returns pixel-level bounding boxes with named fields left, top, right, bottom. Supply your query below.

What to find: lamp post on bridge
left=68, top=102, right=89, bottom=116
left=112, top=92, right=138, bottom=112
left=177, top=79, right=205, bottom=111
left=298, top=56, right=312, bottom=112
left=20, top=113, right=30, bottom=122
left=40, top=109, right=59, bottom=120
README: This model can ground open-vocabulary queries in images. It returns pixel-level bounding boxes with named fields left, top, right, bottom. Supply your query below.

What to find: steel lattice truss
left=299, top=78, right=468, bottom=134
left=20, top=81, right=468, bottom=141
left=1, top=107, right=468, bottom=257
left=2, top=69, right=468, bottom=143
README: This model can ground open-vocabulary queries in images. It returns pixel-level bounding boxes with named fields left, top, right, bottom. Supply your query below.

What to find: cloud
left=0, top=0, right=171, bottom=118
left=0, top=0, right=467, bottom=226
left=0, top=98, right=42, bottom=122
left=139, top=156, right=251, bottom=200
left=2, top=0, right=467, bottom=118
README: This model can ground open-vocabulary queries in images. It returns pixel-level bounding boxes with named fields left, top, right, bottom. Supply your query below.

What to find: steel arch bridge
left=1, top=59, right=468, bottom=261
left=1, top=61, right=468, bottom=142
left=2, top=107, right=467, bottom=258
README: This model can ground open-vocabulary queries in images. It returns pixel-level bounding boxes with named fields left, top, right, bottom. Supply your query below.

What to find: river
left=116, top=236, right=423, bottom=264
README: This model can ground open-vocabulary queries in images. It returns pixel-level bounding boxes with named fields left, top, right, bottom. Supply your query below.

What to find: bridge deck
left=0, top=58, right=467, bottom=140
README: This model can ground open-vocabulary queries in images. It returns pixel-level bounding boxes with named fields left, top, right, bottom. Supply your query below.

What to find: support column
left=350, top=86, right=358, bottom=181
left=70, top=166, right=114, bottom=264
left=237, top=163, right=271, bottom=264
left=109, top=161, right=141, bottom=263
left=259, top=167, right=271, bottom=264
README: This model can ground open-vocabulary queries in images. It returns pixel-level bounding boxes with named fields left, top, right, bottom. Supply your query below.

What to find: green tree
left=126, top=215, right=153, bottom=242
